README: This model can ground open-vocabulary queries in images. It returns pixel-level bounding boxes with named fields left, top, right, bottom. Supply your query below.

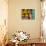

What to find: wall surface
left=8, top=0, right=41, bottom=39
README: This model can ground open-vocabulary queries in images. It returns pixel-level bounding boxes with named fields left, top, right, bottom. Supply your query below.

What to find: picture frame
left=21, top=9, right=35, bottom=20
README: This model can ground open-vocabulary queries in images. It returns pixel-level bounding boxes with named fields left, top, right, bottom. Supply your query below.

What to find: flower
left=11, top=31, right=30, bottom=42
left=17, top=31, right=30, bottom=41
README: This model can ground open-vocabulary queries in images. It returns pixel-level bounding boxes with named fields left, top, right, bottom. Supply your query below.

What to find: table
left=5, top=38, right=46, bottom=46
left=5, top=41, right=15, bottom=46
left=18, top=38, right=46, bottom=46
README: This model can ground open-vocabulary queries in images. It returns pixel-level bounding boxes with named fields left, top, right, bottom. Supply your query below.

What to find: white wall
left=8, top=0, right=41, bottom=38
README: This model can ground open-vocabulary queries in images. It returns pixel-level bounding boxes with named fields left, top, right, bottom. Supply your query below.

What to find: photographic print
left=21, top=9, right=35, bottom=20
